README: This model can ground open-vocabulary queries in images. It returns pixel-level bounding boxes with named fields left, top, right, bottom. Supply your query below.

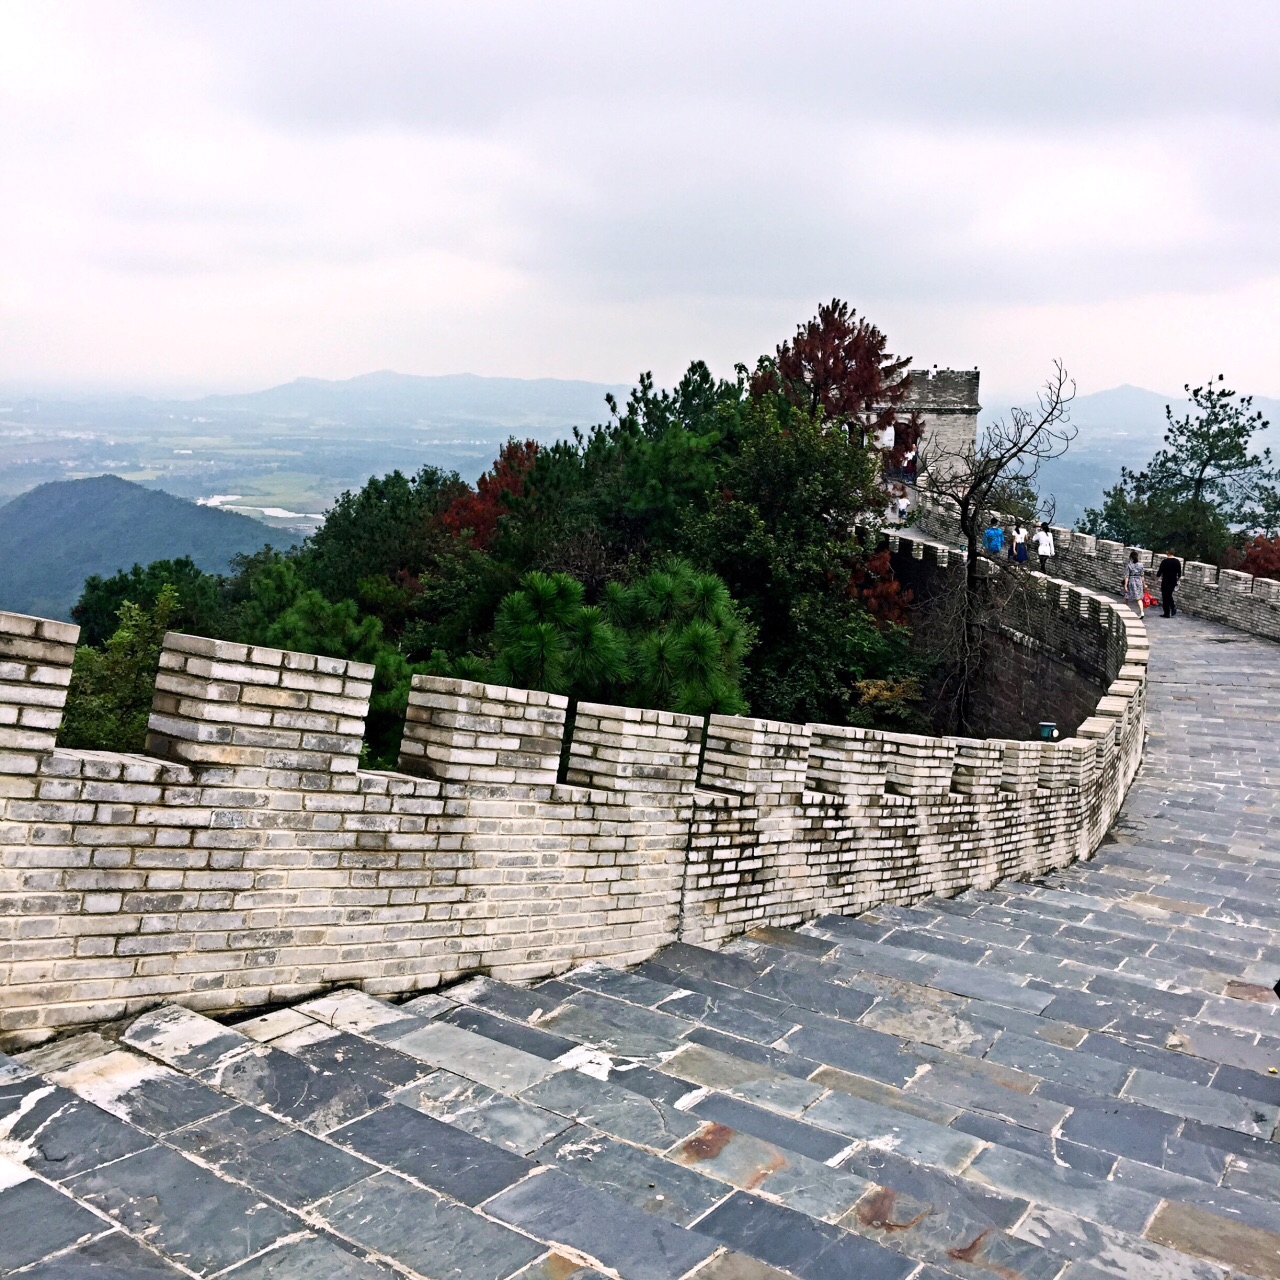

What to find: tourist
left=1157, top=550, right=1182, bottom=617
left=1012, top=522, right=1029, bottom=565
left=897, top=493, right=910, bottom=524
left=982, top=517, right=1005, bottom=557
left=1123, top=550, right=1147, bottom=618
left=1034, top=522, right=1055, bottom=572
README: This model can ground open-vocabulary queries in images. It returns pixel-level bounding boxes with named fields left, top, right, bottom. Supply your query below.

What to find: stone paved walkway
left=1, top=616, right=1278, bottom=1280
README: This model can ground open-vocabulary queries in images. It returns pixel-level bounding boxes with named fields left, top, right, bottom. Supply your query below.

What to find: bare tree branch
left=912, top=361, right=1076, bottom=734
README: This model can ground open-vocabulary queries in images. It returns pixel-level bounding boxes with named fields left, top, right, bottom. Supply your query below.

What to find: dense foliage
left=68, top=303, right=925, bottom=762
left=61, top=586, right=179, bottom=753
left=1080, top=377, right=1280, bottom=563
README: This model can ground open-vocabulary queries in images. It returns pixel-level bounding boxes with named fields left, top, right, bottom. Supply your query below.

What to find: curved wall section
left=0, top=536, right=1147, bottom=1048
left=914, top=491, right=1280, bottom=642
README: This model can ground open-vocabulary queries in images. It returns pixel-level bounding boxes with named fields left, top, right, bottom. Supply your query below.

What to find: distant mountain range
left=982, top=384, right=1280, bottom=523
left=0, top=371, right=631, bottom=526
left=191, top=370, right=633, bottom=427
left=0, top=475, right=297, bottom=621
left=2, top=374, right=1277, bottom=624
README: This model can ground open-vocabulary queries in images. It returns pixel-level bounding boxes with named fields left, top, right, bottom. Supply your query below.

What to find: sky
left=1, top=1, right=1277, bottom=401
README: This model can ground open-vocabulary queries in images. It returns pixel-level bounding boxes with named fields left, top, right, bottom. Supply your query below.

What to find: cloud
left=0, top=0, right=1277, bottom=397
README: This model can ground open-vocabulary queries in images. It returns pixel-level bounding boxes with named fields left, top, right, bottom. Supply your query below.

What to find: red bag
left=1142, top=589, right=1157, bottom=608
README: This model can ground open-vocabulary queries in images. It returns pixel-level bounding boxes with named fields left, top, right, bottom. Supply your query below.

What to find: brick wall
left=0, top=535, right=1147, bottom=1047
left=914, top=490, right=1280, bottom=642
left=889, top=541, right=1109, bottom=740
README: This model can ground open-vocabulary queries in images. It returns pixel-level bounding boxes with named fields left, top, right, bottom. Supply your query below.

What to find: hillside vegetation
left=0, top=475, right=296, bottom=620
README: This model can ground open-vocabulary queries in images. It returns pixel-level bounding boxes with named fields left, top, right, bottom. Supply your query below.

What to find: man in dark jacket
left=1157, top=552, right=1182, bottom=617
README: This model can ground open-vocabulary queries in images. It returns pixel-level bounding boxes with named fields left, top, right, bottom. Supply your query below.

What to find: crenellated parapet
left=398, top=676, right=567, bottom=788
left=0, top=611, right=79, bottom=787
left=0, top=547, right=1147, bottom=1046
left=147, top=633, right=374, bottom=774
left=914, top=489, right=1280, bottom=643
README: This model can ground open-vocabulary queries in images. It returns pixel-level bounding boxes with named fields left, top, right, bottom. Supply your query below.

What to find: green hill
left=0, top=475, right=298, bottom=621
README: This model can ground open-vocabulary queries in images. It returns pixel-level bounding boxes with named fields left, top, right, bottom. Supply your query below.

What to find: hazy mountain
left=983, top=384, right=1280, bottom=524
left=191, top=370, right=631, bottom=427
left=0, top=371, right=629, bottom=525
left=0, top=475, right=297, bottom=621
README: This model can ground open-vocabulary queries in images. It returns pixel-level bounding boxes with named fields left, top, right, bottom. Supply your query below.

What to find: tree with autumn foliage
left=1233, top=535, right=1280, bottom=580
left=753, top=298, right=914, bottom=454
left=438, top=439, right=539, bottom=550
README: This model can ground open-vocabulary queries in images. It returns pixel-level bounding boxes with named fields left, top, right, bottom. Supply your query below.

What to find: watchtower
left=903, top=367, right=980, bottom=461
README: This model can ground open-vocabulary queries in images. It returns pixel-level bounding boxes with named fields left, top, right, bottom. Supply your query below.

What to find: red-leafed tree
left=850, top=548, right=913, bottom=628
left=438, top=439, right=540, bottom=550
left=754, top=299, right=913, bottom=448
left=1237, top=534, right=1280, bottom=580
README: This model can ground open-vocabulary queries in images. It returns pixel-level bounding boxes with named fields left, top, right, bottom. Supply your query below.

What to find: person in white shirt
left=1033, top=522, right=1055, bottom=572
left=1012, top=523, right=1029, bottom=564
left=897, top=494, right=909, bottom=523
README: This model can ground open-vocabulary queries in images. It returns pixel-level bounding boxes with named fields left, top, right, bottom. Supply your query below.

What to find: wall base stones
left=0, top=532, right=1146, bottom=1048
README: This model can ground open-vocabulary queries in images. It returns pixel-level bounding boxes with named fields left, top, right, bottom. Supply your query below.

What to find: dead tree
left=914, top=361, right=1076, bottom=734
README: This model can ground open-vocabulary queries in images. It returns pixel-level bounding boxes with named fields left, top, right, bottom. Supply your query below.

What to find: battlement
left=913, top=490, right=1280, bottom=645
left=0, top=545, right=1146, bottom=1047
left=902, top=367, right=981, bottom=412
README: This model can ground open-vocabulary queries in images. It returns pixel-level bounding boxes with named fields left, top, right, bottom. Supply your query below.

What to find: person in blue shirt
left=982, top=518, right=1005, bottom=556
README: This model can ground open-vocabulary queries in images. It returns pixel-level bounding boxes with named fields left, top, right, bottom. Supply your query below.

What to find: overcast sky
left=1, top=1, right=1277, bottom=400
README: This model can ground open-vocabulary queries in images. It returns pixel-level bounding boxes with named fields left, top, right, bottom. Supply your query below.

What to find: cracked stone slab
left=315, top=1171, right=543, bottom=1280
left=217, top=1232, right=398, bottom=1279
left=168, top=1103, right=376, bottom=1207
left=521, top=1068, right=702, bottom=1151
left=274, top=1025, right=431, bottom=1090
left=538, top=992, right=692, bottom=1060
left=690, top=1092, right=848, bottom=1163
left=964, top=1145, right=1161, bottom=1234
left=807, top=1065, right=960, bottom=1126
left=40, top=1047, right=231, bottom=1136
left=660, top=1043, right=825, bottom=1117
left=11, top=1228, right=191, bottom=1278
left=330, top=1102, right=534, bottom=1205
left=384, top=1020, right=561, bottom=1094
left=123, top=1005, right=250, bottom=1074
left=844, top=1181, right=1064, bottom=1280
left=694, top=1189, right=915, bottom=1280
left=1122, top=1065, right=1280, bottom=1136
left=801, top=1091, right=982, bottom=1173
left=395, top=1069, right=573, bottom=1155
left=484, top=1167, right=720, bottom=1280
left=535, top=1123, right=728, bottom=1225
left=0, top=1082, right=153, bottom=1181
left=0, top=1176, right=111, bottom=1273
left=65, top=1144, right=302, bottom=1276
left=1013, top=1205, right=1226, bottom=1280
left=294, top=989, right=428, bottom=1042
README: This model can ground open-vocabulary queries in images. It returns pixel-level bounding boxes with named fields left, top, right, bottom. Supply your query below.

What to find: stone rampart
left=914, top=490, right=1280, bottom=642
left=0, top=534, right=1147, bottom=1047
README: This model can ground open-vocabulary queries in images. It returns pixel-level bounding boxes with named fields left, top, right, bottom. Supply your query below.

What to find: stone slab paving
left=2, top=614, right=1279, bottom=1279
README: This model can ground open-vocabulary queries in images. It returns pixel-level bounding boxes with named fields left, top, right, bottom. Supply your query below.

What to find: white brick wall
left=0, top=561, right=1147, bottom=1046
